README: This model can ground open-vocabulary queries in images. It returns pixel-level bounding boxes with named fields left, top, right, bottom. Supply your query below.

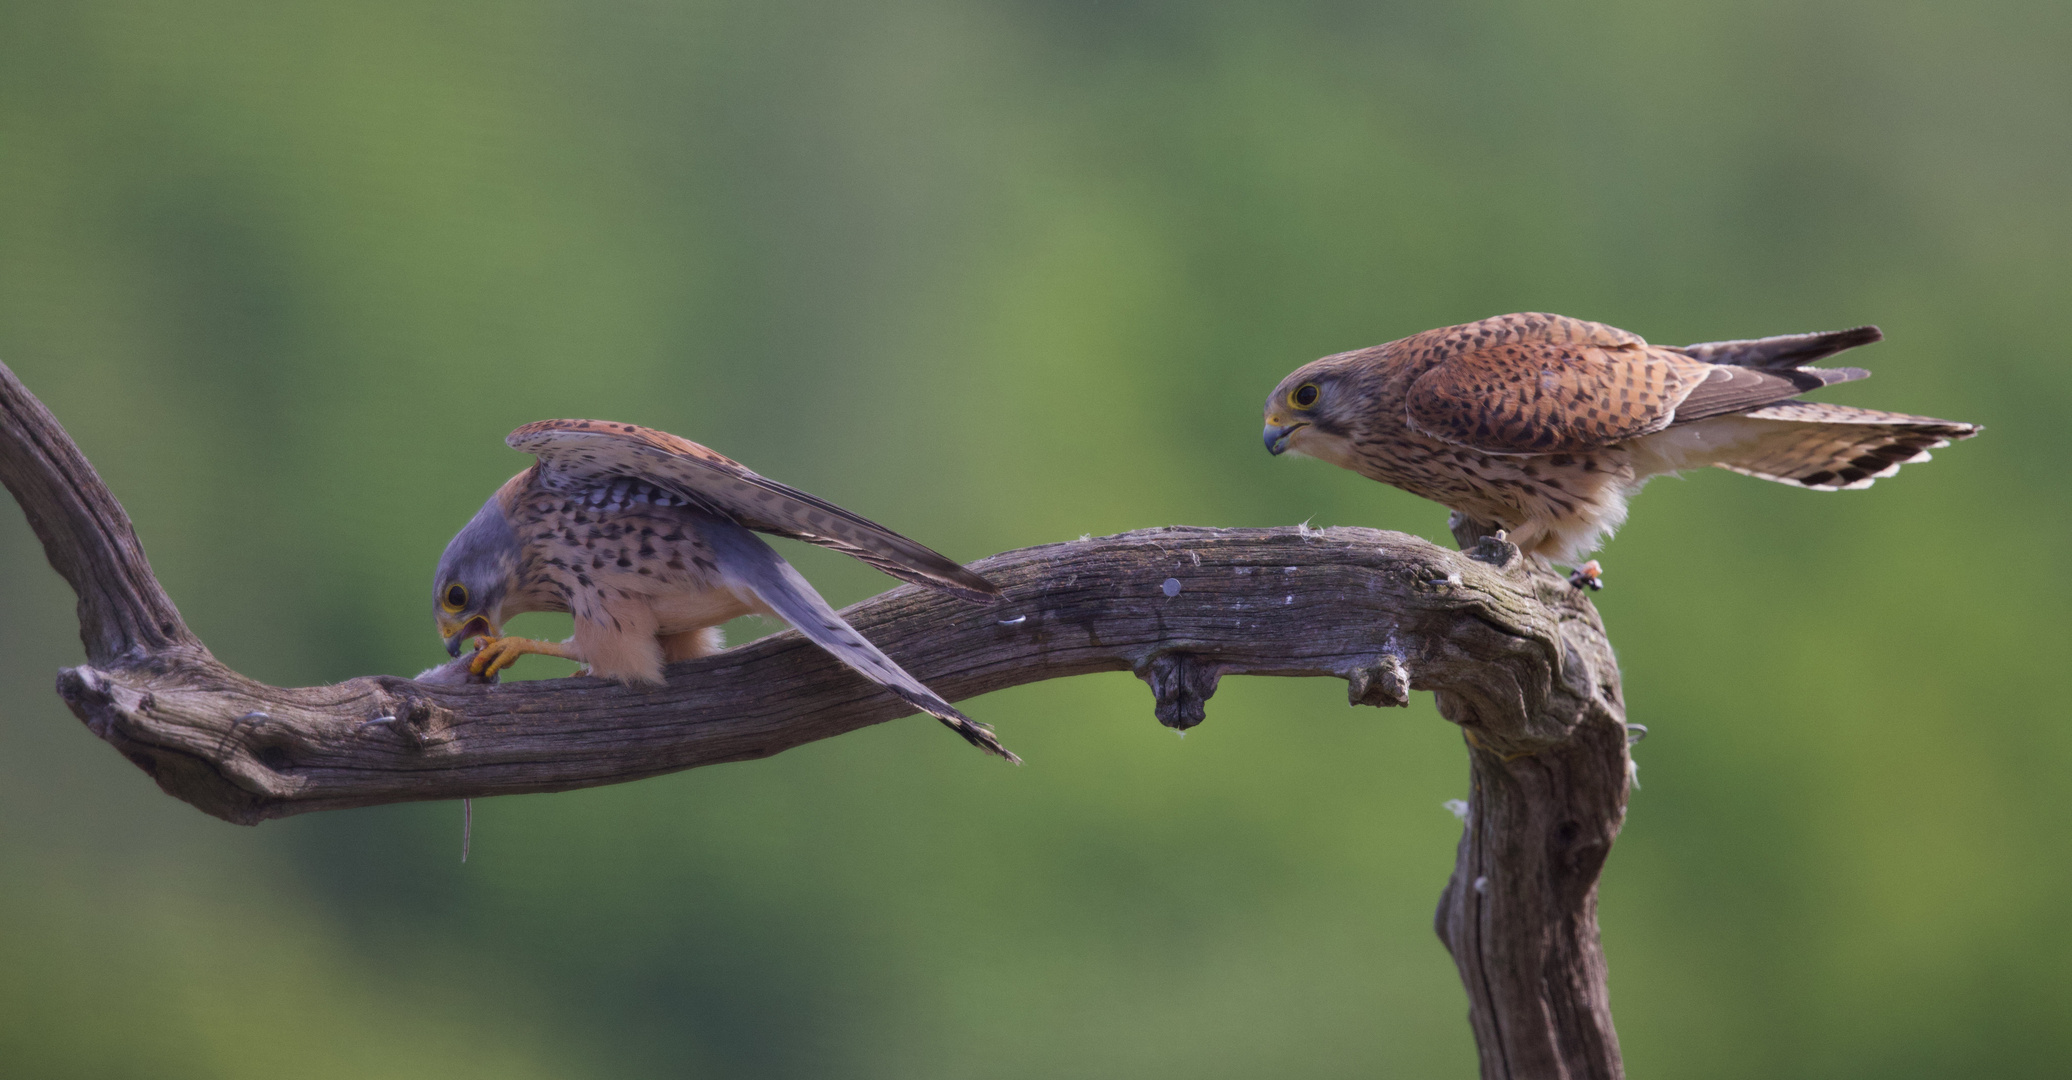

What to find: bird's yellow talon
left=470, top=638, right=509, bottom=678
left=464, top=636, right=578, bottom=679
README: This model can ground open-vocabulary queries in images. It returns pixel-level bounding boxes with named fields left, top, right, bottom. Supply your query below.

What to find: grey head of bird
left=433, top=490, right=524, bottom=656
left=1261, top=350, right=1374, bottom=469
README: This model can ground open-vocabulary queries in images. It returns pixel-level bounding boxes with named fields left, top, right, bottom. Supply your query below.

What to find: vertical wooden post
left=1436, top=514, right=1630, bottom=1079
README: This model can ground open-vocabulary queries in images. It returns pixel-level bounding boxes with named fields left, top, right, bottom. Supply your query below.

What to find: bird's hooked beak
left=1263, top=421, right=1307, bottom=456
left=441, top=614, right=498, bottom=657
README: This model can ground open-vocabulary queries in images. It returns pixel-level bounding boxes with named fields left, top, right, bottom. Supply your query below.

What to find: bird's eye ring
left=442, top=583, right=468, bottom=612
left=1290, top=383, right=1321, bottom=409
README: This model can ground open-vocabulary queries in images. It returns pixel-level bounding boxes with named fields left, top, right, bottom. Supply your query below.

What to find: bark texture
left=0, top=359, right=1629, bottom=1079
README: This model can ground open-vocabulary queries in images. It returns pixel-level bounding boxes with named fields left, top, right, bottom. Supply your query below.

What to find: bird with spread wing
left=1263, top=313, right=1979, bottom=584
left=432, top=420, right=1015, bottom=760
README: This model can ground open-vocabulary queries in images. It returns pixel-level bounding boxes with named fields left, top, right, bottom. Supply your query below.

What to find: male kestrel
left=1262, top=313, right=1979, bottom=576
left=432, top=420, right=1014, bottom=760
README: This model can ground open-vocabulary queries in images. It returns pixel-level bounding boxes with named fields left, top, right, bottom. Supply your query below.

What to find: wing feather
left=1402, top=316, right=1883, bottom=452
left=1404, top=336, right=1705, bottom=453
left=507, top=420, right=999, bottom=602
left=1674, top=325, right=1882, bottom=368
left=701, top=515, right=1017, bottom=761
left=1671, top=363, right=1867, bottom=423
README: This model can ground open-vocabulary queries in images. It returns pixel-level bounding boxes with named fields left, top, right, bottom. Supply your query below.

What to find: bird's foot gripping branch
left=1, top=359, right=1632, bottom=1080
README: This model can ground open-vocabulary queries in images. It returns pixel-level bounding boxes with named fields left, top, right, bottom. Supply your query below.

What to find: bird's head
left=1263, top=355, right=1362, bottom=468
left=433, top=493, right=523, bottom=657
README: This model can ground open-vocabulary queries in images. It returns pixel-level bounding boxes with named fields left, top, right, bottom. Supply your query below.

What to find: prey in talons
left=431, top=419, right=1015, bottom=761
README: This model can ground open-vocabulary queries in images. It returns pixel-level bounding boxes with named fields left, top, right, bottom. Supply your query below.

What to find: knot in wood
left=1467, top=532, right=1521, bottom=570
left=1136, top=652, right=1222, bottom=730
left=1347, top=654, right=1411, bottom=708
left=368, top=677, right=458, bottom=747
left=55, top=668, right=116, bottom=737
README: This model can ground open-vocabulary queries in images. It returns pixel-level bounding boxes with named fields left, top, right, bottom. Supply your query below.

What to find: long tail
left=701, top=514, right=1018, bottom=762
left=1713, top=401, right=1981, bottom=491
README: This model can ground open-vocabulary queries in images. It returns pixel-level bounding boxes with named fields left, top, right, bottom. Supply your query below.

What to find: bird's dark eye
left=442, top=583, right=469, bottom=612
left=1290, top=383, right=1321, bottom=409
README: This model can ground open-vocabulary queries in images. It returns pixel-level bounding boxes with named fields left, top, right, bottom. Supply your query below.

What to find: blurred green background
left=2, top=0, right=2066, bottom=1076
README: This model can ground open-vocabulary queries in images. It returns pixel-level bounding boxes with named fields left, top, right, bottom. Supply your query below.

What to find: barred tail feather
left=1714, top=402, right=1980, bottom=491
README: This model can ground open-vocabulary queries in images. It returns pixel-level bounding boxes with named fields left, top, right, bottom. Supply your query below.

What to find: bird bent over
left=433, top=419, right=1015, bottom=760
left=1262, top=313, right=1980, bottom=582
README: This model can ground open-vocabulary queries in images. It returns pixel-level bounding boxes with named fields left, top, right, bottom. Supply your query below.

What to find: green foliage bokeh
left=2, top=1, right=2067, bottom=1076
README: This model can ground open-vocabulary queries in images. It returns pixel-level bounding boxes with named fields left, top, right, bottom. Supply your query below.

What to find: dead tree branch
left=0, top=359, right=1630, bottom=1079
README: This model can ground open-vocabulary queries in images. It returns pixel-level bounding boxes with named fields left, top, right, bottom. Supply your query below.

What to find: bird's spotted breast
left=506, top=473, right=731, bottom=626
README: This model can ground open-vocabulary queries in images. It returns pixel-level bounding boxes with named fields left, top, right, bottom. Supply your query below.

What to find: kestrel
left=432, top=420, right=1014, bottom=760
left=1263, top=313, right=1979, bottom=575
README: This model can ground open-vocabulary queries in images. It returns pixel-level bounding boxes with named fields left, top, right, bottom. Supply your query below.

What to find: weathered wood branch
left=0, top=359, right=1630, bottom=1080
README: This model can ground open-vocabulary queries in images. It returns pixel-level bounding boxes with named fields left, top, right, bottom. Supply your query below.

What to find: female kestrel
left=1263, top=313, right=1979, bottom=574
left=432, top=420, right=1014, bottom=760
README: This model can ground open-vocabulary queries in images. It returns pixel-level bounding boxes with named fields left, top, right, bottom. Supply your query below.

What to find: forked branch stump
left=0, top=360, right=1630, bottom=1079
